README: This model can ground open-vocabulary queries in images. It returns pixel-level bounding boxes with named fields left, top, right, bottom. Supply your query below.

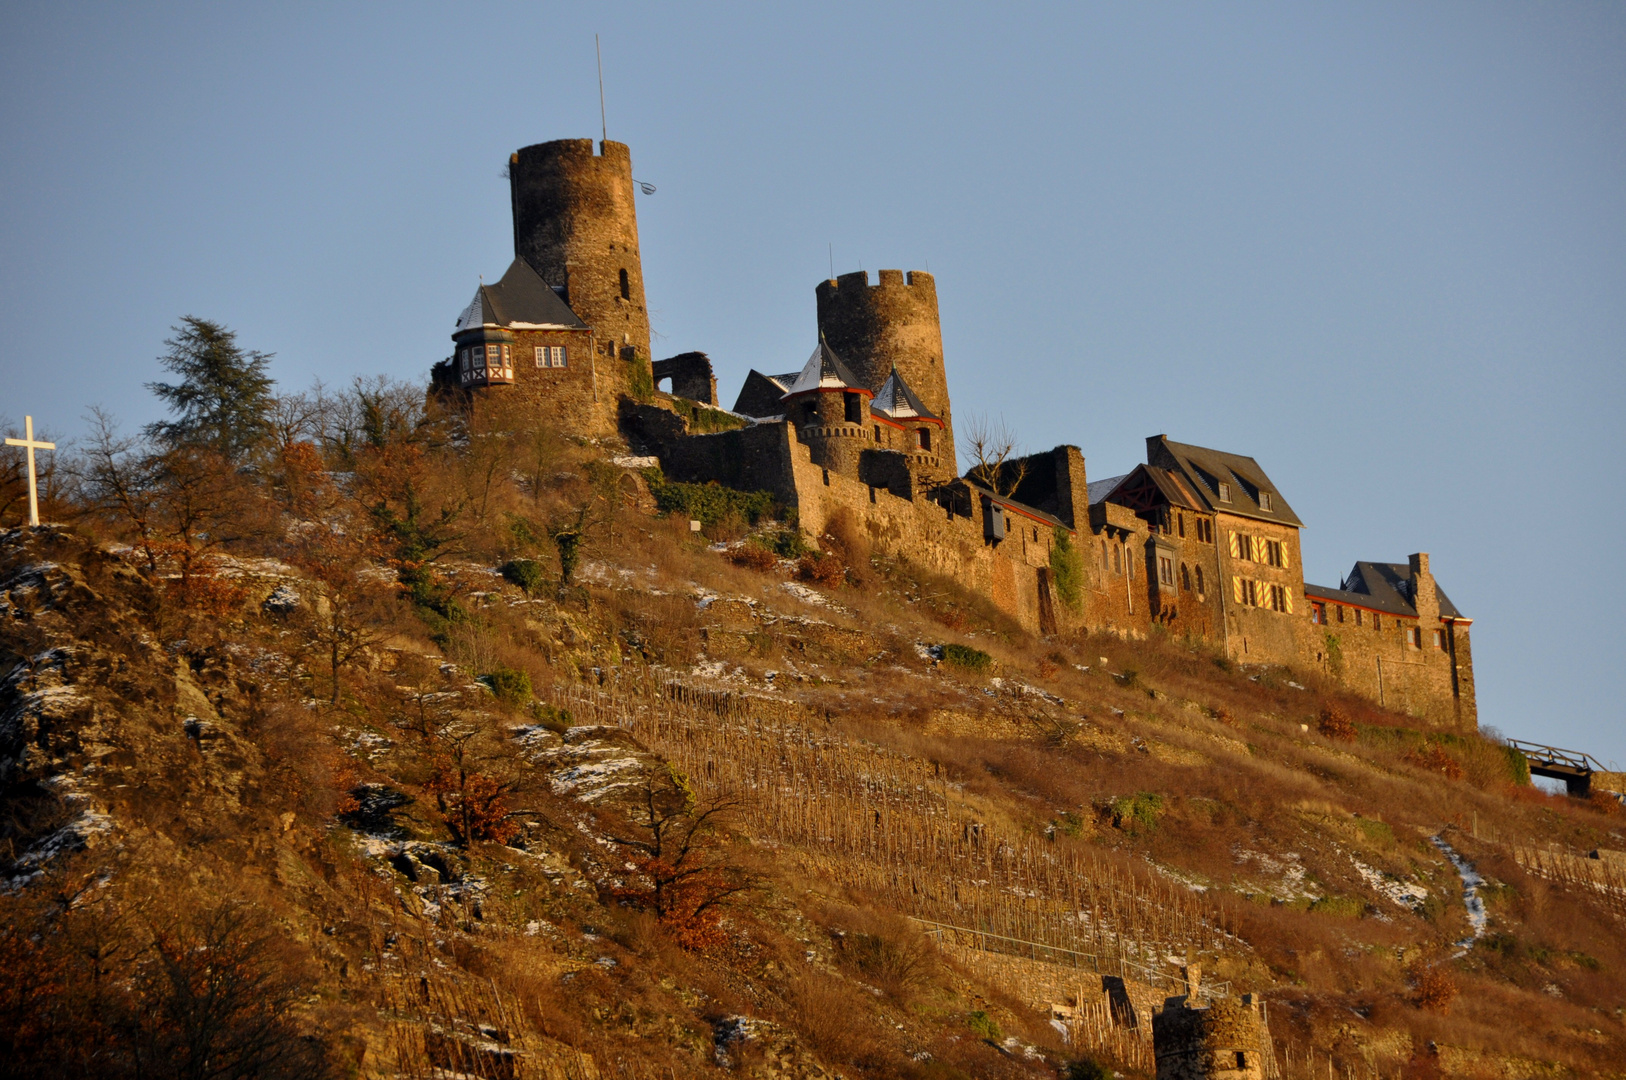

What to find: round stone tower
left=509, top=139, right=651, bottom=378
left=815, top=269, right=955, bottom=475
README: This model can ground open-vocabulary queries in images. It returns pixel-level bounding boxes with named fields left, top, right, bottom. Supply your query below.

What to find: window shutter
left=1280, top=545, right=1290, bottom=570
left=1232, top=576, right=1243, bottom=604
left=1254, top=537, right=1265, bottom=564
left=1228, top=532, right=1240, bottom=559
left=1285, top=588, right=1294, bottom=615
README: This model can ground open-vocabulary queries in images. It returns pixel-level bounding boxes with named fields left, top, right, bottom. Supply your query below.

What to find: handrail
left=907, top=916, right=1231, bottom=1002
left=1507, top=739, right=1604, bottom=773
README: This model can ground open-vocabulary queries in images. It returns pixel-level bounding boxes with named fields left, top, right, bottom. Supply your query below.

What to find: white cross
left=6, top=416, right=56, bottom=527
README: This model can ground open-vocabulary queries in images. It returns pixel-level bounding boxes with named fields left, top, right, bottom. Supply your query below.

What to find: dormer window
left=1259, top=491, right=1272, bottom=511
left=1217, top=482, right=1231, bottom=503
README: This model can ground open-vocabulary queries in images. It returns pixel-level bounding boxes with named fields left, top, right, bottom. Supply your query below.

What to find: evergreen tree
left=145, top=316, right=276, bottom=461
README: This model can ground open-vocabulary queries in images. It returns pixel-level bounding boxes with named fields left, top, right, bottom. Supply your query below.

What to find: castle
left=432, top=138, right=1476, bottom=732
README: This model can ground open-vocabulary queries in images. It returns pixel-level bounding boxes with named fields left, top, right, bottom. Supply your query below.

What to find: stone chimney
left=1408, top=552, right=1439, bottom=624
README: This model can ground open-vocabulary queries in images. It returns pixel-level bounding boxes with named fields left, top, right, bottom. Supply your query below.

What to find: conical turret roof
left=869, top=366, right=940, bottom=422
left=780, top=337, right=866, bottom=398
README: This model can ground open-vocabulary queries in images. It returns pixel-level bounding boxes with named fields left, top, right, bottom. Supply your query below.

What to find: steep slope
left=3, top=513, right=1623, bottom=1080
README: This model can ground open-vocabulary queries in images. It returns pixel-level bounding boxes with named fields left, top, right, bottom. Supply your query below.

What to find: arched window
left=1180, top=563, right=1191, bottom=592
left=619, top=268, right=630, bottom=300
left=1195, top=566, right=1206, bottom=596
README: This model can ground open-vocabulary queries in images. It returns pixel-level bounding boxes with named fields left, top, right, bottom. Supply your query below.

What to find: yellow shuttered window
left=1254, top=538, right=1266, bottom=564
left=1232, top=576, right=1244, bottom=604
left=1284, top=588, right=1294, bottom=614
left=1228, top=532, right=1240, bottom=559
left=1280, top=545, right=1290, bottom=570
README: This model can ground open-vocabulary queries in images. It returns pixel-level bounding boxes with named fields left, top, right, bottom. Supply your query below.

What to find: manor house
left=432, top=137, right=1476, bottom=731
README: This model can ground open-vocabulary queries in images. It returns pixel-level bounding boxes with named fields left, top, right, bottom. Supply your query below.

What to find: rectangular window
left=1260, top=492, right=1272, bottom=511
left=1336, top=605, right=1344, bottom=623
left=1407, top=626, right=1421, bottom=648
left=1433, top=629, right=1444, bottom=648
left=1177, top=513, right=1185, bottom=538
left=1218, top=482, right=1232, bottom=503
left=1354, top=609, right=1363, bottom=626
left=1113, top=546, right=1122, bottom=574
left=1159, top=556, right=1174, bottom=586
left=1312, top=603, right=1325, bottom=624
left=1373, top=614, right=1381, bottom=630
left=874, top=425, right=881, bottom=442
left=536, top=346, right=548, bottom=368
left=917, top=428, right=931, bottom=451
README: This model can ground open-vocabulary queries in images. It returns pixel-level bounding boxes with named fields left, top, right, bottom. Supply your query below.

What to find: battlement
left=820, top=269, right=936, bottom=294
left=512, top=138, right=632, bottom=166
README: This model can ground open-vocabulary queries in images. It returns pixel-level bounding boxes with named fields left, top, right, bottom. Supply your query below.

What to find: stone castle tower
left=509, top=139, right=652, bottom=372
left=816, top=270, right=956, bottom=475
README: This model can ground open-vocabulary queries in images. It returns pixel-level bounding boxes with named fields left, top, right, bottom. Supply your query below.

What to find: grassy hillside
left=3, top=396, right=1623, bottom=1079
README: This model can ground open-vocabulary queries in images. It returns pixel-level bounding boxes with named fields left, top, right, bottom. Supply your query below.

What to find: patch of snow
left=1349, top=853, right=1429, bottom=912
left=612, top=455, right=660, bottom=468
left=549, top=756, right=647, bottom=801
left=1430, top=834, right=1488, bottom=953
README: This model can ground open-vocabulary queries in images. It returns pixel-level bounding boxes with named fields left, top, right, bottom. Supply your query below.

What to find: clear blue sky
left=3, top=3, right=1623, bottom=761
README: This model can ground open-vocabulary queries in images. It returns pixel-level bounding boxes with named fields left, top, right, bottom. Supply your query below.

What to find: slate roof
left=1087, top=474, right=1129, bottom=506
left=870, top=367, right=941, bottom=423
left=780, top=338, right=866, bottom=398
left=455, top=258, right=588, bottom=333
left=1304, top=561, right=1466, bottom=620
left=962, top=478, right=1071, bottom=530
left=1151, top=436, right=1302, bottom=527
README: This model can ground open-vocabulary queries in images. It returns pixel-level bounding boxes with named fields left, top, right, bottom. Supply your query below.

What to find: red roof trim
left=1305, top=593, right=1472, bottom=625
left=781, top=386, right=874, bottom=403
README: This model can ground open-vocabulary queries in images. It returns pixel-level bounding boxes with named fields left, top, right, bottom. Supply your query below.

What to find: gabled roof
left=1149, top=436, right=1302, bottom=527
left=1103, top=463, right=1208, bottom=514
left=455, top=258, right=588, bottom=333
left=1304, top=561, right=1465, bottom=620
left=780, top=339, right=866, bottom=398
left=870, top=367, right=941, bottom=423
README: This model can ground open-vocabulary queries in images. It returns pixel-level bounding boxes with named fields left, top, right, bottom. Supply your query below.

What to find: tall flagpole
left=596, top=35, right=607, bottom=145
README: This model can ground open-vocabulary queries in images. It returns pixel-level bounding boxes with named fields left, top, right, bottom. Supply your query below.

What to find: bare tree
left=959, top=412, right=1029, bottom=498
left=607, top=767, right=754, bottom=946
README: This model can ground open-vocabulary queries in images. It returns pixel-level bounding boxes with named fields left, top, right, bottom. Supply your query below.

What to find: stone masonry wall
left=509, top=138, right=652, bottom=389
left=816, top=270, right=957, bottom=475
left=1304, top=602, right=1475, bottom=730
left=459, top=328, right=614, bottom=436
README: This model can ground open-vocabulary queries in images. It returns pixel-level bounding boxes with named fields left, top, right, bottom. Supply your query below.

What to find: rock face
left=0, top=527, right=271, bottom=886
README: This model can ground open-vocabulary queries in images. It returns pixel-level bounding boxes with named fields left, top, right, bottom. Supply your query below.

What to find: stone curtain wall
left=1305, top=608, right=1476, bottom=730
